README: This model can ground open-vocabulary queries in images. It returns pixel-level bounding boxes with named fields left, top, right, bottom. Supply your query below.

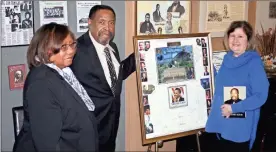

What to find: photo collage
left=197, top=37, right=212, bottom=115
left=138, top=40, right=154, bottom=135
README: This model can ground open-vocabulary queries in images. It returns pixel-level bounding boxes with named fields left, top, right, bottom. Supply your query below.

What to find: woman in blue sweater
left=205, top=21, right=269, bottom=151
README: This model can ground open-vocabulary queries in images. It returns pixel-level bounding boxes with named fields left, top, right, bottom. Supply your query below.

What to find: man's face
left=231, top=89, right=239, bottom=100
left=146, top=109, right=150, bottom=115
left=145, top=15, right=150, bottom=22
left=88, top=9, right=115, bottom=45
left=141, top=63, right=145, bottom=68
left=143, top=97, right=147, bottom=103
left=139, top=42, right=144, bottom=50
left=145, top=42, right=150, bottom=49
left=156, top=5, right=160, bottom=10
left=174, top=90, right=181, bottom=99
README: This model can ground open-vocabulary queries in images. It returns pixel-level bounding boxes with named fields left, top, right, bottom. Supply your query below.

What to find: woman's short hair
left=224, top=20, right=255, bottom=50
left=27, top=22, right=75, bottom=69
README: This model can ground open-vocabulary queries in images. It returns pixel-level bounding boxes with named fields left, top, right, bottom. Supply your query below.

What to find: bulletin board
left=133, top=33, right=215, bottom=145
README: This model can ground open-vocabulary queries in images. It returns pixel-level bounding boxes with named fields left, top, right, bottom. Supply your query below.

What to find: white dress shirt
left=89, top=32, right=120, bottom=88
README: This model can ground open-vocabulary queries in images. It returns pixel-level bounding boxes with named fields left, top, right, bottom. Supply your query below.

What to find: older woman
left=205, top=21, right=269, bottom=152
left=13, top=23, right=98, bottom=152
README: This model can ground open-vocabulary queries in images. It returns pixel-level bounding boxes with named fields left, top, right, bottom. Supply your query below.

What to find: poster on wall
left=8, top=64, right=26, bottom=91
left=212, top=51, right=227, bottom=72
left=136, top=1, right=191, bottom=35
left=205, top=1, right=246, bottom=32
left=76, top=1, right=101, bottom=33
left=134, top=33, right=215, bottom=145
left=1, top=1, right=34, bottom=47
left=269, top=2, right=276, bottom=18
left=39, top=1, right=68, bottom=26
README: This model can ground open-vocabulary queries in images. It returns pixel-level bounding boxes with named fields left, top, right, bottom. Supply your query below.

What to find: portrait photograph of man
left=168, top=85, right=188, bottom=108
left=223, top=86, right=246, bottom=118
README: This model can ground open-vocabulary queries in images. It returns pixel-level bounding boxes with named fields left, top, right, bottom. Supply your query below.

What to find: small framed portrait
left=168, top=85, right=188, bottom=108
left=140, top=53, right=145, bottom=61
left=8, top=64, right=26, bottom=90
left=202, top=48, right=207, bottom=57
left=206, top=89, right=211, bottom=99
left=201, top=38, right=207, bottom=47
left=204, top=66, right=209, bottom=76
left=140, top=62, right=147, bottom=72
left=139, top=41, right=145, bottom=51
left=142, top=95, right=149, bottom=106
left=203, top=57, right=208, bottom=66
left=144, top=41, right=150, bottom=51
left=200, top=78, right=210, bottom=89
left=141, top=72, right=148, bottom=82
left=144, top=105, right=154, bottom=134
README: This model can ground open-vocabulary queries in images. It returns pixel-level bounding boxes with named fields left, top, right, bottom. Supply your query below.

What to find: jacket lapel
left=83, top=32, right=110, bottom=88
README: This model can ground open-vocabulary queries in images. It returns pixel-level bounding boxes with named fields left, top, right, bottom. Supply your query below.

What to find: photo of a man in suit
left=140, top=13, right=156, bottom=34
left=173, top=87, right=184, bottom=102
left=144, top=105, right=153, bottom=134
left=70, top=5, right=136, bottom=152
left=225, top=88, right=242, bottom=104
left=201, top=38, right=207, bottom=47
left=153, top=4, right=164, bottom=22
left=204, top=66, right=209, bottom=76
left=167, top=1, right=185, bottom=17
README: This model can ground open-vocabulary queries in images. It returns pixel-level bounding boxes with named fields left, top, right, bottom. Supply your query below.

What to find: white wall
left=255, top=1, right=276, bottom=33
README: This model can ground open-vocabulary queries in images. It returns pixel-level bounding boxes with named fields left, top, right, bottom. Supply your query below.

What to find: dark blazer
left=70, top=32, right=135, bottom=151
left=13, top=64, right=98, bottom=152
left=153, top=10, right=163, bottom=22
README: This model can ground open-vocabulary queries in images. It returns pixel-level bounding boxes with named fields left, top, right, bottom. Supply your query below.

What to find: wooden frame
left=135, top=1, right=192, bottom=36
left=133, top=33, right=215, bottom=145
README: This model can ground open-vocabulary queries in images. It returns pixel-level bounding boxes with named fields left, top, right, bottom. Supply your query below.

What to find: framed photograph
left=136, top=1, right=191, bottom=35
left=198, top=1, right=248, bottom=37
left=8, top=64, right=26, bottom=91
left=269, top=2, right=276, bottom=19
left=1, top=1, right=34, bottom=47
left=134, top=33, right=215, bottom=145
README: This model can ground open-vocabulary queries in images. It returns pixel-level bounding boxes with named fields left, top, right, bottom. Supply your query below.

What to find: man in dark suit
left=225, top=88, right=242, bottom=104
left=152, top=4, right=164, bottom=22
left=70, top=5, right=135, bottom=152
left=173, top=88, right=184, bottom=102
left=140, top=13, right=156, bottom=34
left=167, top=1, right=185, bottom=18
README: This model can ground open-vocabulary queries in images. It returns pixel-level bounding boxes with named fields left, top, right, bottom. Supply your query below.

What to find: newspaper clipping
left=1, top=1, right=34, bottom=46
left=76, top=1, right=101, bottom=32
left=39, top=1, right=68, bottom=26
left=205, top=1, right=246, bottom=32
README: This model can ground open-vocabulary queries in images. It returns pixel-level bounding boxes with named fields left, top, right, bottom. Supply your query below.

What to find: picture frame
left=134, top=33, right=215, bottom=145
left=198, top=1, right=248, bottom=37
left=1, top=1, right=34, bottom=47
left=8, top=64, right=26, bottom=91
left=136, top=1, right=191, bottom=36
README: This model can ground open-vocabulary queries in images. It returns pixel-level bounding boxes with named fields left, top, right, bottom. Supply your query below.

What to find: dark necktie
left=104, top=47, right=117, bottom=95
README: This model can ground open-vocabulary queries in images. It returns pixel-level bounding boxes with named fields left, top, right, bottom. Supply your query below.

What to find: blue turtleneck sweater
left=206, top=50, right=269, bottom=149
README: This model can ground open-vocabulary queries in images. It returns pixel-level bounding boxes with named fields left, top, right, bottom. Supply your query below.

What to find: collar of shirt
left=89, top=31, right=115, bottom=54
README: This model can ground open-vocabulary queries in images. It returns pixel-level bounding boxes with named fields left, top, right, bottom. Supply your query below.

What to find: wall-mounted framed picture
left=8, top=64, right=26, bottom=91
left=133, top=33, right=215, bottom=145
left=1, top=1, right=34, bottom=47
left=198, top=1, right=248, bottom=37
left=136, top=1, right=191, bottom=36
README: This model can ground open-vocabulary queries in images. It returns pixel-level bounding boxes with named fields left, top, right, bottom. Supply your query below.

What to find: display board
left=133, top=33, right=215, bottom=145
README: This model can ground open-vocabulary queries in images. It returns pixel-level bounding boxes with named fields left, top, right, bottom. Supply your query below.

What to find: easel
left=147, top=131, right=202, bottom=152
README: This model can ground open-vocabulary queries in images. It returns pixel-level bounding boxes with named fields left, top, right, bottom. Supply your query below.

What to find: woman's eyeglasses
left=60, top=41, right=77, bottom=52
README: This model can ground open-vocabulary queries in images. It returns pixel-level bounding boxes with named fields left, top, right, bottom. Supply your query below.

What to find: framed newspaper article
left=1, top=1, right=34, bottom=47
left=136, top=1, right=191, bottom=35
left=134, top=33, right=215, bottom=145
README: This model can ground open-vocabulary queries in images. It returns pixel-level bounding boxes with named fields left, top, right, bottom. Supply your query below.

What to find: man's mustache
left=98, top=30, right=113, bottom=38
